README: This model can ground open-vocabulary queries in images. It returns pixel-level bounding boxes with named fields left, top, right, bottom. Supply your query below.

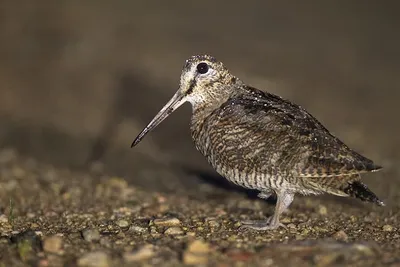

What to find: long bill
left=131, top=91, right=185, bottom=147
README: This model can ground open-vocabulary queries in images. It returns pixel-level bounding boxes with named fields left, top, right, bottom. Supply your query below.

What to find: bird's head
left=131, top=55, right=239, bottom=147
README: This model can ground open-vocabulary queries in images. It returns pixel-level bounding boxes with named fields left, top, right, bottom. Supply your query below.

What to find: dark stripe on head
left=186, top=79, right=197, bottom=95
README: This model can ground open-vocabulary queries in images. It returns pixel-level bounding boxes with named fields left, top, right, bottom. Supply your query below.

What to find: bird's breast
left=189, top=113, right=295, bottom=190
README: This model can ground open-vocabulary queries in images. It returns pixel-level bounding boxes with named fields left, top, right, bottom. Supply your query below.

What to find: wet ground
left=0, top=1, right=400, bottom=266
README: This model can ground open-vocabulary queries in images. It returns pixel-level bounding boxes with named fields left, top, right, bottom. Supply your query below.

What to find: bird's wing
left=214, top=87, right=381, bottom=177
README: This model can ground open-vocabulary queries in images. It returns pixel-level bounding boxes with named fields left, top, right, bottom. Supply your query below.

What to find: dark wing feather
left=220, top=86, right=381, bottom=177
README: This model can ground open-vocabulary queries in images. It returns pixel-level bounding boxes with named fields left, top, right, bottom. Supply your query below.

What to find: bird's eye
left=196, top=62, right=209, bottom=74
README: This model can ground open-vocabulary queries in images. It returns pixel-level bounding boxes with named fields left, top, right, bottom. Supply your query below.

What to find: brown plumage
left=132, top=55, right=384, bottom=230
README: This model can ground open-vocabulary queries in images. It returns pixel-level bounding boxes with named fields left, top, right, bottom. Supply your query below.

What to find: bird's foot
left=239, top=217, right=286, bottom=231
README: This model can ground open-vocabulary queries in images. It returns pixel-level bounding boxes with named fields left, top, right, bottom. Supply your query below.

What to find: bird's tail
left=306, top=175, right=385, bottom=206
left=342, top=181, right=385, bottom=206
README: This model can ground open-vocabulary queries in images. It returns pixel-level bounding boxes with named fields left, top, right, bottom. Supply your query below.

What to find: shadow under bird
left=131, top=55, right=384, bottom=230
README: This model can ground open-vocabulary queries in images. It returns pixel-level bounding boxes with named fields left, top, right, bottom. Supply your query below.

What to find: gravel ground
left=0, top=148, right=399, bottom=267
left=0, top=3, right=399, bottom=266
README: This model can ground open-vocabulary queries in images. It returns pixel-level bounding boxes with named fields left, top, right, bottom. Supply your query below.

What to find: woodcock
left=131, top=55, right=384, bottom=230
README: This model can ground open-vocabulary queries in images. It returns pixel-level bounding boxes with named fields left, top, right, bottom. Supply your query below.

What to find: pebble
left=11, top=230, right=42, bottom=261
left=332, top=230, right=348, bottom=241
left=382, top=224, right=393, bottom=232
left=153, top=217, right=181, bottom=227
left=226, top=249, right=254, bottom=262
left=301, top=228, right=310, bottom=235
left=123, top=244, right=154, bottom=262
left=0, top=214, right=8, bottom=223
left=100, top=238, right=111, bottom=248
left=150, top=227, right=161, bottom=238
left=186, top=232, right=196, bottom=237
left=164, top=227, right=184, bottom=236
left=43, top=235, right=63, bottom=254
left=82, top=229, right=101, bottom=242
left=30, top=223, right=40, bottom=230
left=116, top=219, right=130, bottom=229
left=129, top=225, right=148, bottom=234
left=183, top=240, right=210, bottom=265
left=206, top=219, right=220, bottom=228
left=77, top=251, right=110, bottom=267
left=353, top=244, right=375, bottom=255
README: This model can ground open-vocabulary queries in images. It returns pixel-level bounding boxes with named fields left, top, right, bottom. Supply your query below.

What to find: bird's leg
left=240, top=191, right=294, bottom=230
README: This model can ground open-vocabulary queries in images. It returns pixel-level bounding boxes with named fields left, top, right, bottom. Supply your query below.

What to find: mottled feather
left=133, top=55, right=384, bottom=230
left=228, top=86, right=381, bottom=177
left=192, top=85, right=382, bottom=197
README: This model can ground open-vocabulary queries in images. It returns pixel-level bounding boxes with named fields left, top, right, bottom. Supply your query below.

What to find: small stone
left=116, top=232, right=125, bottom=239
left=43, top=235, right=63, bottom=254
left=183, top=240, right=210, bottom=265
left=11, top=230, right=42, bottom=262
left=287, top=223, right=296, bottom=229
left=226, top=249, right=254, bottom=262
left=382, top=224, right=393, bottom=232
left=190, top=241, right=209, bottom=252
left=123, top=244, right=155, bottom=262
left=301, top=228, right=310, bottom=235
left=30, top=223, right=40, bottom=230
left=281, top=217, right=292, bottom=223
left=38, top=259, right=50, bottom=267
left=227, top=235, right=238, bottom=242
left=351, top=243, right=375, bottom=256
left=313, top=252, right=340, bottom=266
left=164, top=227, right=184, bottom=235
left=77, top=251, right=110, bottom=267
left=82, top=229, right=101, bottom=242
left=153, top=217, right=181, bottom=227
left=35, top=231, right=43, bottom=237
left=116, top=219, right=130, bottom=229
left=318, top=205, right=328, bottom=215
left=332, top=230, right=348, bottom=241
left=149, top=227, right=161, bottom=238
left=0, top=214, right=8, bottom=223
left=27, top=212, right=37, bottom=219
left=206, top=219, right=220, bottom=228
left=129, top=225, right=148, bottom=234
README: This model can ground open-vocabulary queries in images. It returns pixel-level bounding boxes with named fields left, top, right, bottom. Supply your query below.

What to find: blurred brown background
left=0, top=1, right=399, bottom=193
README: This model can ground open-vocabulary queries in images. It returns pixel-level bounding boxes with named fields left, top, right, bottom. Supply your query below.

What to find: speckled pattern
left=133, top=55, right=384, bottom=230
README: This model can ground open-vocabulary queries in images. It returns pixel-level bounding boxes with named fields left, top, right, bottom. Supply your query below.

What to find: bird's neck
left=192, top=78, right=245, bottom=114
left=189, top=80, right=246, bottom=137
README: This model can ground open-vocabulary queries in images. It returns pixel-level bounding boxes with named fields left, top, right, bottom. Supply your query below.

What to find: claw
left=239, top=218, right=286, bottom=231
left=239, top=191, right=293, bottom=231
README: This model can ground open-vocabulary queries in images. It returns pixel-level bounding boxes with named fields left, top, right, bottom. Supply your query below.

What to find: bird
left=131, top=55, right=384, bottom=230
